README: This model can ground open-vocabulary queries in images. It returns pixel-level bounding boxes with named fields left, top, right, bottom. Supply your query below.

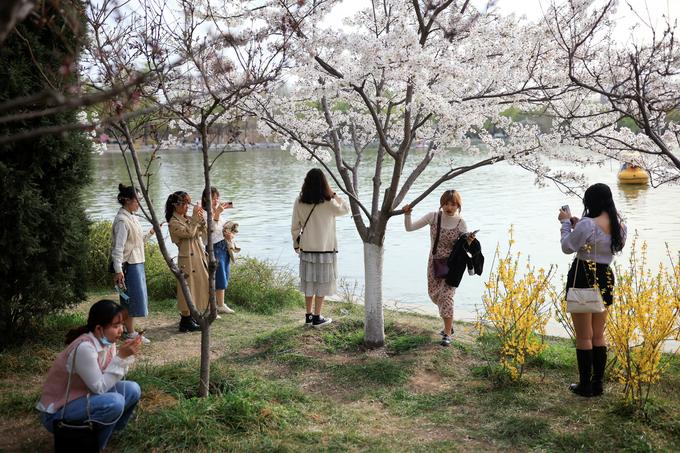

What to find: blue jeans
left=213, top=240, right=231, bottom=290
left=42, top=381, right=141, bottom=450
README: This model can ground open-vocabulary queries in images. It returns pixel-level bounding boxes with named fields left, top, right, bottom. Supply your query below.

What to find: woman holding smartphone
left=37, top=299, right=142, bottom=451
left=559, top=183, right=626, bottom=397
left=166, top=191, right=209, bottom=332
left=201, top=186, right=235, bottom=317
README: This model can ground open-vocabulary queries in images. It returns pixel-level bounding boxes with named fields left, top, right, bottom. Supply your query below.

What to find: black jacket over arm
left=445, top=236, right=484, bottom=287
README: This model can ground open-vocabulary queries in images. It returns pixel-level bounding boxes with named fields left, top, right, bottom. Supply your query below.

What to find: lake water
left=86, top=147, right=680, bottom=329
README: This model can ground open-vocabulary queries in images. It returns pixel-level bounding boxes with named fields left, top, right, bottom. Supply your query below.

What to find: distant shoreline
left=100, top=143, right=284, bottom=153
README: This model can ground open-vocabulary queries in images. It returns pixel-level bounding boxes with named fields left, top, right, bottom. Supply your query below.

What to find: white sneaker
left=127, top=331, right=151, bottom=344
left=217, top=305, right=235, bottom=314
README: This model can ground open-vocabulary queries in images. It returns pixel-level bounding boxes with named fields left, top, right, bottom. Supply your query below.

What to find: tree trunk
left=363, top=242, right=385, bottom=347
left=198, top=322, right=210, bottom=397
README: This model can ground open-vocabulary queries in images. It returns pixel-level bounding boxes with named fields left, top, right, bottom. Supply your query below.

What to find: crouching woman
left=36, top=300, right=142, bottom=450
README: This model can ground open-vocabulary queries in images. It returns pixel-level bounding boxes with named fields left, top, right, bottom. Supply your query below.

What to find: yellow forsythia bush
left=478, top=227, right=554, bottom=380
left=608, top=237, right=680, bottom=410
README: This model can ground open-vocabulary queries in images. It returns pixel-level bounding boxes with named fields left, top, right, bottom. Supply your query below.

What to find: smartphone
left=561, top=205, right=570, bottom=212
left=114, top=285, right=129, bottom=301
left=471, top=229, right=480, bottom=235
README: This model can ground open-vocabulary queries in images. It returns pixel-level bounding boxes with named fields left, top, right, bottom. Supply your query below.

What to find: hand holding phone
left=558, top=205, right=571, bottom=222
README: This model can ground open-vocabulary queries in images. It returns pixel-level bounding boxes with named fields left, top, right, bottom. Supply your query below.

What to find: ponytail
left=64, top=299, right=123, bottom=345
left=165, top=191, right=188, bottom=222
left=65, top=326, right=89, bottom=345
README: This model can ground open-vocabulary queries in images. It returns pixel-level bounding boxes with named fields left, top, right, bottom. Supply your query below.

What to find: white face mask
left=96, top=326, right=113, bottom=347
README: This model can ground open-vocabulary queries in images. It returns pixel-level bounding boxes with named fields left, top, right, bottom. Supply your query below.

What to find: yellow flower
left=478, top=226, right=552, bottom=381
left=602, top=234, right=679, bottom=410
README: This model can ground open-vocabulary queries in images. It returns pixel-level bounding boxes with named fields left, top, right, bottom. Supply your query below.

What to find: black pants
left=565, top=259, right=615, bottom=306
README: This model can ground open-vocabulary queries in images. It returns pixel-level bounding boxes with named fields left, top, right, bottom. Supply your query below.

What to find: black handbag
left=53, top=419, right=99, bottom=453
left=431, top=212, right=461, bottom=278
left=52, top=344, right=100, bottom=453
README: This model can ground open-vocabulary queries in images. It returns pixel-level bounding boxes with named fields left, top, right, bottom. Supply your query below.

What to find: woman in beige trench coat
left=165, top=191, right=209, bottom=332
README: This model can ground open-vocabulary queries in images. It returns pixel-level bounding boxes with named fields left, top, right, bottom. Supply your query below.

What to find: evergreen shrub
left=0, top=1, right=92, bottom=346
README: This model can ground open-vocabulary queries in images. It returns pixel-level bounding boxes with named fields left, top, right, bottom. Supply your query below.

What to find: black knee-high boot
left=570, top=349, right=593, bottom=397
left=592, top=346, right=607, bottom=396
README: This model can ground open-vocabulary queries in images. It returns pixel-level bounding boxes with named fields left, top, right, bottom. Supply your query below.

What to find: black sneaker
left=305, top=313, right=313, bottom=327
left=179, top=315, right=200, bottom=332
left=312, top=315, right=332, bottom=328
left=440, top=335, right=451, bottom=347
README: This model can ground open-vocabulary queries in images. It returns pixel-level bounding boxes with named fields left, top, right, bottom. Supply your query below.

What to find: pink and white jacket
left=37, top=333, right=134, bottom=414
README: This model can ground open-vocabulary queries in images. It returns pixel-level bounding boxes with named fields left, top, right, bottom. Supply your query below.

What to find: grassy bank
left=1, top=290, right=679, bottom=451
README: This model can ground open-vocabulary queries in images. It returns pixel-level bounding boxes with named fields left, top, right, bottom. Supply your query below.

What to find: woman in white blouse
left=201, top=186, right=236, bottom=316
left=111, top=184, right=154, bottom=343
left=37, top=300, right=142, bottom=450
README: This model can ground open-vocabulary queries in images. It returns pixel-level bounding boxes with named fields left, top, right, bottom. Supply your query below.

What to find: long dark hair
left=201, top=186, right=219, bottom=209
left=299, top=168, right=333, bottom=204
left=65, top=299, right=123, bottom=345
left=582, top=183, right=624, bottom=253
left=165, top=191, right=189, bottom=222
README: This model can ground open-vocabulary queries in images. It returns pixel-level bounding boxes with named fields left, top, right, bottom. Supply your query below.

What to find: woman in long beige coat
left=165, top=191, right=209, bottom=332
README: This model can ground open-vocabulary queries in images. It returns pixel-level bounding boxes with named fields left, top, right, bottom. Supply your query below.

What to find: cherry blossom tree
left=84, top=0, right=300, bottom=396
left=544, top=0, right=680, bottom=186
left=254, top=0, right=568, bottom=347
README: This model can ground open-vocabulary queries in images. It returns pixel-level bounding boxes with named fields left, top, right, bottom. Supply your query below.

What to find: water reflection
left=618, top=184, right=648, bottom=201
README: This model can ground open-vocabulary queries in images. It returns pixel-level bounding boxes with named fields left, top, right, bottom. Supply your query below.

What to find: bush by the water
left=226, top=257, right=302, bottom=314
left=144, top=243, right=177, bottom=300
left=86, top=221, right=114, bottom=289
left=86, top=221, right=300, bottom=312
left=86, top=220, right=175, bottom=300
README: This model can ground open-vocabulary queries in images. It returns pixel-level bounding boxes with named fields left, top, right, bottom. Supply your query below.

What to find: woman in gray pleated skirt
left=291, top=169, right=350, bottom=328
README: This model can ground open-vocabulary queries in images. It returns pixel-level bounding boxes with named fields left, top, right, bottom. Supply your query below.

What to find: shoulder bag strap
left=299, top=203, right=318, bottom=236
left=60, top=340, right=126, bottom=426
left=59, top=342, right=85, bottom=421
left=571, top=226, right=599, bottom=288
left=431, top=212, right=442, bottom=256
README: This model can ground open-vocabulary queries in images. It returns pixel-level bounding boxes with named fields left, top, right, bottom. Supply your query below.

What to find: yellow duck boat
left=618, top=164, right=649, bottom=185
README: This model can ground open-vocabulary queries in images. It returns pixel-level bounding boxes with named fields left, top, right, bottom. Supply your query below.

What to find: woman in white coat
left=291, top=169, right=349, bottom=328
